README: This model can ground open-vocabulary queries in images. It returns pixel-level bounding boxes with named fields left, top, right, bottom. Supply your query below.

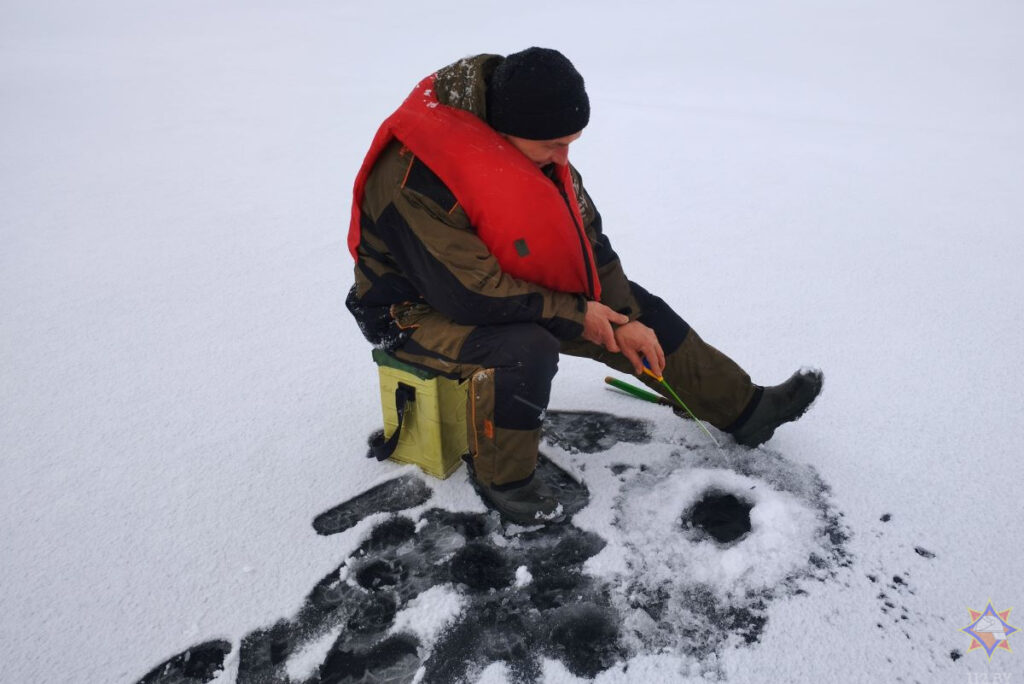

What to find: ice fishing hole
left=681, top=491, right=753, bottom=544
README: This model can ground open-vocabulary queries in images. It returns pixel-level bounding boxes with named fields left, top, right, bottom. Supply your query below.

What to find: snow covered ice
left=129, top=411, right=853, bottom=682
left=3, top=0, right=1024, bottom=682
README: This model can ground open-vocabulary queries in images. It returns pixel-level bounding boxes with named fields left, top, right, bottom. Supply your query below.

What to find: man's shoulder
left=364, top=139, right=464, bottom=224
left=434, top=53, right=502, bottom=118
left=363, top=140, right=410, bottom=216
left=400, top=152, right=459, bottom=216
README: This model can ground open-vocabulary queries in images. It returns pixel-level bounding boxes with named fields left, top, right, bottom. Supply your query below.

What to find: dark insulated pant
left=389, top=287, right=756, bottom=487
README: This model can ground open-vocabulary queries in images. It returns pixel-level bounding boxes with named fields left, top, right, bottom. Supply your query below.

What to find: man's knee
left=505, top=325, right=560, bottom=391
left=460, top=323, right=559, bottom=376
left=461, top=324, right=559, bottom=430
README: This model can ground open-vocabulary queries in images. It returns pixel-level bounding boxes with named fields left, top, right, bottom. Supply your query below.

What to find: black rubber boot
left=477, top=473, right=564, bottom=526
left=731, top=368, right=824, bottom=447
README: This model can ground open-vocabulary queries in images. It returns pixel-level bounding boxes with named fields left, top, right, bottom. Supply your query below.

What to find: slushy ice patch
left=134, top=411, right=849, bottom=683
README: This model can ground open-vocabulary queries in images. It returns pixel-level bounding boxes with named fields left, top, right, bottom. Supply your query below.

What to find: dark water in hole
left=685, top=493, right=753, bottom=543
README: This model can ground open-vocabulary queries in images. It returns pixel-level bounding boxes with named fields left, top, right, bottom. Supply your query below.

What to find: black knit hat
left=486, top=47, right=590, bottom=140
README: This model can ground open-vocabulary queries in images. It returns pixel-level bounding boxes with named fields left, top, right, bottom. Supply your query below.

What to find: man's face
left=503, top=131, right=583, bottom=167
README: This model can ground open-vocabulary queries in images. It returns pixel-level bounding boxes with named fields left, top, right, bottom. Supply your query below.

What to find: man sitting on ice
left=347, top=47, right=823, bottom=525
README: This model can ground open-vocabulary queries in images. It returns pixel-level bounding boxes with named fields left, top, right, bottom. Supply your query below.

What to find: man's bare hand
left=582, top=301, right=629, bottom=353
left=614, top=320, right=665, bottom=377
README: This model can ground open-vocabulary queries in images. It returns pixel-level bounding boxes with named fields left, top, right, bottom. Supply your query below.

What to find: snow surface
left=2, top=0, right=1024, bottom=682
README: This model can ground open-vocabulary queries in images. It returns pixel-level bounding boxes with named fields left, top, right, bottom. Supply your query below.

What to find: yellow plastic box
left=372, top=349, right=468, bottom=479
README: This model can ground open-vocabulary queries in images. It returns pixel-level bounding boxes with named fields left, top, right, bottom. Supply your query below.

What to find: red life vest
left=348, top=74, right=601, bottom=301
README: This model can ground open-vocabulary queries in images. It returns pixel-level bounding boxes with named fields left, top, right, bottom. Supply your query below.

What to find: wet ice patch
left=313, top=474, right=432, bottom=536
left=135, top=640, right=232, bottom=684
left=542, top=410, right=651, bottom=454
left=135, top=413, right=849, bottom=683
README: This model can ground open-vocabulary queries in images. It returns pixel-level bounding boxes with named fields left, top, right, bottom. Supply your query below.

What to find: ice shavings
left=514, top=565, right=533, bottom=588
left=559, top=435, right=850, bottom=670
left=475, top=660, right=512, bottom=683
left=534, top=502, right=564, bottom=522
left=284, top=625, right=343, bottom=682
left=613, top=466, right=822, bottom=593
left=388, top=585, right=466, bottom=651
